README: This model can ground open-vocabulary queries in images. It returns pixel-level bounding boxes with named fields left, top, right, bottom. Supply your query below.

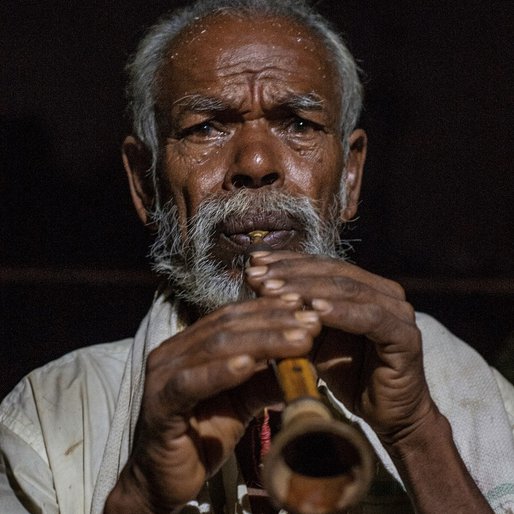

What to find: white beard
left=149, top=189, right=349, bottom=312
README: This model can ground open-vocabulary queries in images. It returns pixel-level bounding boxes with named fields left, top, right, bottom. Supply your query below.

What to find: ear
left=340, top=128, right=367, bottom=221
left=122, top=135, right=155, bottom=225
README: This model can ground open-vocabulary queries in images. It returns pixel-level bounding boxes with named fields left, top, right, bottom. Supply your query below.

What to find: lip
left=221, top=229, right=299, bottom=250
left=221, top=212, right=300, bottom=236
left=215, top=212, right=304, bottom=253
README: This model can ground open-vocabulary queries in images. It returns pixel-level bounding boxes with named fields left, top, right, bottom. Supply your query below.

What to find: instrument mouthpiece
left=248, top=230, right=269, bottom=243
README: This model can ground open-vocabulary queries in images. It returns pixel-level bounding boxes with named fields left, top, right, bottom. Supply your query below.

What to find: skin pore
left=125, top=12, right=365, bottom=261
left=110, top=11, right=494, bottom=514
left=124, top=12, right=366, bottom=317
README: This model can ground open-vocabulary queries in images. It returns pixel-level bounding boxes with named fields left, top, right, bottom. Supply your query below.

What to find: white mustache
left=148, top=189, right=347, bottom=312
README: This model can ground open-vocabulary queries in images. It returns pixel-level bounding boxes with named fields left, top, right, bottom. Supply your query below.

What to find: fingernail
left=312, top=299, right=333, bottom=313
left=264, top=279, right=285, bottom=290
left=283, top=328, right=307, bottom=341
left=295, top=311, right=319, bottom=324
left=245, top=265, right=268, bottom=278
left=280, top=293, right=301, bottom=303
left=228, top=355, right=253, bottom=372
left=250, top=251, right=272, bottom=258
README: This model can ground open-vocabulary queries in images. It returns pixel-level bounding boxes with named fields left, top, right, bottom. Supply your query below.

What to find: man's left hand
left=245, top=250, right=435, bottom=447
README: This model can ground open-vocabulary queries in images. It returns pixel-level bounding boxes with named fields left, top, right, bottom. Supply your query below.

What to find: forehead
left=157, top=13, right=341, bottom=112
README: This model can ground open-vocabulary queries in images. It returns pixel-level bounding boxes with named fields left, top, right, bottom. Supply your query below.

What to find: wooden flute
left=247, top=230, right=374, bottom=514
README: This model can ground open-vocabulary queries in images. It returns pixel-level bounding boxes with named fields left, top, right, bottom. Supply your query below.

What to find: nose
left=223, top=123, right=284, bottom=190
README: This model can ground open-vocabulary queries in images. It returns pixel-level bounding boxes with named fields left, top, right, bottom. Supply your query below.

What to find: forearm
left=384, top=406, right=493, bottom=514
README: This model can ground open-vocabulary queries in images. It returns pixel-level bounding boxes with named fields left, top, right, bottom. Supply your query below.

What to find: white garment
left=1, top=293, right=514, bottom=513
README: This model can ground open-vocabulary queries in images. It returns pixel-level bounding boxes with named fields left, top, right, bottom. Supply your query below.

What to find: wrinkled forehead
left=155, top=12, right=341, bottom=111
left=166, top=11, right=332, bottom=58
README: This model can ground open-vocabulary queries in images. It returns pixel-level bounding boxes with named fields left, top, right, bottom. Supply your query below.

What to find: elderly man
left=1, top=1, right=513, bottom=513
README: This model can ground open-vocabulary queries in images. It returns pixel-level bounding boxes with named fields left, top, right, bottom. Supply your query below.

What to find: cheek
left=286, top=137, right=343, bottom=201
left=162, top=142, right=227, bottom=217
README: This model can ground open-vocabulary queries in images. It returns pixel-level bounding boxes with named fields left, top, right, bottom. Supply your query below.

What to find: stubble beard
left=149, top=188, right=349, bottom=313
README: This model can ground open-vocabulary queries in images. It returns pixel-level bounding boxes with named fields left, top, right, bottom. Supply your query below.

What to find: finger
left=154, top=317, right=320, bottom=379
left=195, top=298, right=319, bottom=338
left=248, top=252, right=406, bottom=300
left=178, top=295, right=304, bottom=340
left=304, top=275, right=414, bottom=323
left=312, top=300, right=421, bottom=357
left=155, top=296, right=303, bottom=357
left=247, top=272, right=415, bottom=324
left=147, top=354, right=258, bottom=417
left=153, top=304, right=320, bottom=367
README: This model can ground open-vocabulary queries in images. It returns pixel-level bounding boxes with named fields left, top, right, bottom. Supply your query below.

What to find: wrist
left=380, top=406, right=493, bottom=513
left=380, top=401, right=448, bottom=461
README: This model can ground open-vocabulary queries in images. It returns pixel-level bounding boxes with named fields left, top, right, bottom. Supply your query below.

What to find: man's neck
left=176, top=298, right=203, bottom=326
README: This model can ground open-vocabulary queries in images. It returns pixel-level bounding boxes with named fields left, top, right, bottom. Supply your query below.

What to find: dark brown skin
left=107, top=13, right=493, bottom=514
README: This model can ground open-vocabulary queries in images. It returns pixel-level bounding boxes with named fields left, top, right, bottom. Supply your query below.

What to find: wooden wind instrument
left=247, top=230, right=374, bottom=514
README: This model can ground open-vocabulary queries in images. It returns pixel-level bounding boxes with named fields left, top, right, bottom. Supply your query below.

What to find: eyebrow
left=172, top=94, right=230, bottom=113
left=276, top=92, right=324, bottom=112
left=172, top=92, right=324, bottom=115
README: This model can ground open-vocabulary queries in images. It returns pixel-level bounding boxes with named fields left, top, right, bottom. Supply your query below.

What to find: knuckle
left=206, top=330, right=230, bottom=354
left=391, top=317, right=422, bottom=353
left=365, top=303, right=385, bottom=326
left=410, top=324, right=423, bottom=349
left=387, top=280, right=406, bottom=300
left=338, top=275, right=357, bottom=291
left=395, top=283, right=406, bottom=300
left=333, top=276, right=360, bottom=296
left=164, top=374, right=183, bottom=398
left=164, top=373, right=191, bottom=406
left=164, top=365, right=204, bottom=403
left=402, top=301, right=416, bottom=321
left=216, top=305, right=240, bottom=324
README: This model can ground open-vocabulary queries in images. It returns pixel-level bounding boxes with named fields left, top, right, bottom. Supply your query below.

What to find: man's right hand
left=104, top=295, right=321, bottom=514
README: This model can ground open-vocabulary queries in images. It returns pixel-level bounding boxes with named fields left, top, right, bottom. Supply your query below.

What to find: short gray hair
left=126, top=0, right=363, bottom=208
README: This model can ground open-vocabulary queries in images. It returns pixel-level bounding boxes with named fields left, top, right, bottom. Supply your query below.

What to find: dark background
left=1, top=0, right=513, bottom=399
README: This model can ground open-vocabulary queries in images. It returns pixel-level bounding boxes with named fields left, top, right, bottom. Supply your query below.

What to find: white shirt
left=1, top=312, right=514, bottom=513
left=0, top=339, right=130, bottom=513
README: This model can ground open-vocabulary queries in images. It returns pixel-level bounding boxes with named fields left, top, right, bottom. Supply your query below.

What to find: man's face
left=156, top=13, right=346, bottom=265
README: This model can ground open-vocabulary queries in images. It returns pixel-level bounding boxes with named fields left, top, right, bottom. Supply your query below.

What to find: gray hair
left=126, top=0, right=363, bottom=209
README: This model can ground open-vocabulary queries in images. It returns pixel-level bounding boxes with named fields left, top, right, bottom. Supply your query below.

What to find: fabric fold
left=91, top=296, right=514, bottom=513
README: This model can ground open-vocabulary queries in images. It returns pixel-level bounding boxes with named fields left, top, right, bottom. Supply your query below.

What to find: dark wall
left=1, top=0, right=513, bottom=398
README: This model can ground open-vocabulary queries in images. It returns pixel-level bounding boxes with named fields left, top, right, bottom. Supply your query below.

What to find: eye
left=178, top=121, right=225, bottom=140
left=285, top=117, right=323, bottom=135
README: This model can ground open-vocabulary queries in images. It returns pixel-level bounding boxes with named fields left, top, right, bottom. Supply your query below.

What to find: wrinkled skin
left=245, top=252, right=429, bottom=440
left=129, top=294, right=322, bottom=509
left=108, top=12, right=493, bottom=514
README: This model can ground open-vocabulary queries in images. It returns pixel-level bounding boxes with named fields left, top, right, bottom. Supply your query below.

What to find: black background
left=1, top=0, right=513, bottom=398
